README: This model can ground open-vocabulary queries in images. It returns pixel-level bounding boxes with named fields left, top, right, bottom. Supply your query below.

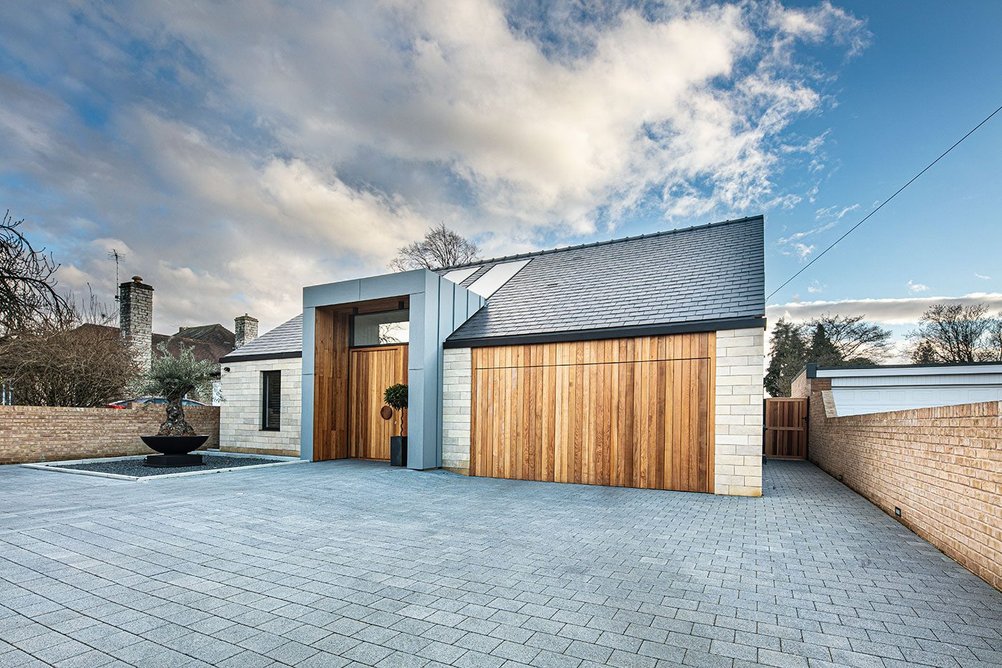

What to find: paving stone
left=0, top=461, right=998, bottom=668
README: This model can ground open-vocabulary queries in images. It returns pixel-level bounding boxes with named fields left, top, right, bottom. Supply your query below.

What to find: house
left=111, top=275, right=248, bottom=403
left=220, top=215, right=766, bottom=495
left=793, top=361, right=1002, bottom=416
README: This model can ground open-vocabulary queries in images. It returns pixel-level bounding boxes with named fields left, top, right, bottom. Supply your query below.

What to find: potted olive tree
left=139, top=343, right=215, bottom=467
left=384, top=383, right=408, bottom=467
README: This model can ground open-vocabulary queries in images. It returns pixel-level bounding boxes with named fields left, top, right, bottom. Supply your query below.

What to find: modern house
left=220, top=215, right=766, bottom=495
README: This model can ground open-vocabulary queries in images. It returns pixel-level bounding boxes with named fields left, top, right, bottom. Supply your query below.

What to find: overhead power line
left=767, top=102, right=1002, bottom=301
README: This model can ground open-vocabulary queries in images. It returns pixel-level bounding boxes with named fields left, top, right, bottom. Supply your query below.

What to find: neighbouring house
left=221, top=215, right=766, bottom=496
left=82, top=275, right=242, bottom=404
left=114, top=276, right=238, bottom=370
left=793, top=361, right=1002, bottom=416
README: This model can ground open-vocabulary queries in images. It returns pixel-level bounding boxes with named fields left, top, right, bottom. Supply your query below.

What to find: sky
left=1, top=1, right=1000, bottom=359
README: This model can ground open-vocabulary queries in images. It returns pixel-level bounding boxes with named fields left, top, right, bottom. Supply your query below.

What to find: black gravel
left=55, top=455, right=284, bottom=478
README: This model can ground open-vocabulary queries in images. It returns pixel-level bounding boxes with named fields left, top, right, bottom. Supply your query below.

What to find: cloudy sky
left=1, top=1, right=1000, bottom=351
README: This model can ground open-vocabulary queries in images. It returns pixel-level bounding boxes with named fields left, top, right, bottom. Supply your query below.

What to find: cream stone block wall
left=441, top=348, right=472, bottom=472
left=714, top=327, right=765, bottom=496
left=220, top=358, right=302, bottom=457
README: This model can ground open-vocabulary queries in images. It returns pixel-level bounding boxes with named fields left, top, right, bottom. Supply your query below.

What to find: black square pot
left=390, top=436, right=407, bottom=467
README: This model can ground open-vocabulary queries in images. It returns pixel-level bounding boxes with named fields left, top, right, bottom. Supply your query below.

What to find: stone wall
left=441, top=347, right=472, bottom=472
left=714, top=327, right=765, bottom=497
left=801, top=376, right=1001, bottom=591
left=0, top=405, right=219, bottom=465
left=219, top=357, right=302, bottom=457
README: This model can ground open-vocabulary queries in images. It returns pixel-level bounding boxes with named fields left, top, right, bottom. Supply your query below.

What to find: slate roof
left=441, top=215, right=765, bottom=343
left=220, top=314, right=303, bottom=361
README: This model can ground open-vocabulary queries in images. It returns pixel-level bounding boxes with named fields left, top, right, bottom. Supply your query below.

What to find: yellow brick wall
left=0, top=405, right=220, bottom=464
left=803, top=377, right=1001, bottom=591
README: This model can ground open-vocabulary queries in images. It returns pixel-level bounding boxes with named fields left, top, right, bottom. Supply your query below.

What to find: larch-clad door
left=470, top=334, right=715, bottom=493
left=348, top=345, right=408, bottom=460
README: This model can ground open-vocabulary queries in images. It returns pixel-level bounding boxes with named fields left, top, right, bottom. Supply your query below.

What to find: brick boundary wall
left=801, top=377, right=1001, bottom=591
left=0, top=405, right=220, bottom=465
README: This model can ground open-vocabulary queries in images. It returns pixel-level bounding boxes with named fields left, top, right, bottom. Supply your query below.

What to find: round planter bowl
left=141, top=435, right=208, bottom=467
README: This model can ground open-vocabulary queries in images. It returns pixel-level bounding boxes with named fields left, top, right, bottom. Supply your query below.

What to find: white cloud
left=907, top=280, right=929, bottom=294
left=768, top=292, right=1002, bottom=326
left=976, top=273, right=992, bottom=280
left=0, top=1, right=868, bottom=331
left=807, top=280, right=825, bottom=294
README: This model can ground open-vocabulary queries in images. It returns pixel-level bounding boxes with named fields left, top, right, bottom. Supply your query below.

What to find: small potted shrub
left=384, top=383, right=408, bottom=467
left=138, top=343, right=215, bottom=467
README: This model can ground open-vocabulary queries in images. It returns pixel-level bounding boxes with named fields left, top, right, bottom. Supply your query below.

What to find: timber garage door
left=470, top=333, right=715, bottom=493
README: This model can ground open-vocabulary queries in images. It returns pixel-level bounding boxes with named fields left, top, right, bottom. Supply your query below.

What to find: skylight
left=468, top=260, right=531, bottom=298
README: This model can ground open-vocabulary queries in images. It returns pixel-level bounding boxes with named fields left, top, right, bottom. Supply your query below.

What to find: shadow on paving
left=0, top=458, right=998, bottom=667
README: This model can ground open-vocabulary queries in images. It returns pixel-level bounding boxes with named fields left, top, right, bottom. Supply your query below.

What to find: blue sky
left=0, top=1, right=999, bottom=357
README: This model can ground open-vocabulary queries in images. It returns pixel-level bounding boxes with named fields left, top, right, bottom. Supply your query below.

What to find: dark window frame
left=261, top=370, right=281, bottom=431
left=349, top=308, right=410, bottom=349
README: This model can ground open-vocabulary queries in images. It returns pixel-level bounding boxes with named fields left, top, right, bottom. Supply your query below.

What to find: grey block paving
left=0, top=460, right=999, bottom=667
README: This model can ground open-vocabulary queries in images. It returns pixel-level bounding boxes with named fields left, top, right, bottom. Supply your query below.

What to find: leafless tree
left=907, top=303, right=1002, bottom=363
left=389, top=223, right=481, bottom=271
left=806, top=313, right=893, bottom=364
left=0, top=210, right=69, bottom=334
left=0, top=312, right=138, bottom=407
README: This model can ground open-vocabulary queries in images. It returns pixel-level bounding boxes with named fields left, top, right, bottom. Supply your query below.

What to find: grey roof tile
left=441, top=216, right=764, bottom=342
left=221, top=313, right=303, bottom=360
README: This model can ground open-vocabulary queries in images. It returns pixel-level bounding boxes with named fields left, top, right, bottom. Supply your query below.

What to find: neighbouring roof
left=441, top=215, right=765, bottom=344
left=75, top=323, right=236, bottom=365
left=220, top=314, right=303, bottom=362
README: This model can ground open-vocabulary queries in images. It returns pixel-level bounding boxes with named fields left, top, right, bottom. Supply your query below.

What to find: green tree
left=764, top=318, right=807, bottom=397
left=806, top=322, right=843, bottom=367
left=764, top=313, right=892, bottom=397
left=139, top=343, right=215, bottom=436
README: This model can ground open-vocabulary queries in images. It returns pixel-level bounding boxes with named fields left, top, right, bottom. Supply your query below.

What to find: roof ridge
left=438, top=215, right=763, bottom=271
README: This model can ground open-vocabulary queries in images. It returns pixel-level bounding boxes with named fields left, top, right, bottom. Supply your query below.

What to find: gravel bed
left=56, top=455, right=283, bottom=477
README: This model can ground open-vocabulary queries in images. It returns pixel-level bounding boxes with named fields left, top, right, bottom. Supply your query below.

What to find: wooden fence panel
left=763, top=397, right=808, bottom=459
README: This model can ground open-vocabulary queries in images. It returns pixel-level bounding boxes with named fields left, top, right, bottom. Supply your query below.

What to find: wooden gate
left=348, top=345, right=407, bottom=460
left=470, top=333, right=715, bottom=493
left=763, top=398, right=808, bottom=459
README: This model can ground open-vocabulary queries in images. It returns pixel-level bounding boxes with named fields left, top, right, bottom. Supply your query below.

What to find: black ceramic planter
left=141, top=435, right=209, bottom=467
left=390, top=436, right=407, bottom=467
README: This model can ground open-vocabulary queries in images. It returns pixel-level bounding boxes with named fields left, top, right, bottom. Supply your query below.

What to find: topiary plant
left=140, top=343, right=215, bottom=436
left=384, top=383, right=408, bottom=436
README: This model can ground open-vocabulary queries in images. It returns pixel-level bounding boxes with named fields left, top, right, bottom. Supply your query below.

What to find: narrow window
left=261, top=371, right=281, bottom=431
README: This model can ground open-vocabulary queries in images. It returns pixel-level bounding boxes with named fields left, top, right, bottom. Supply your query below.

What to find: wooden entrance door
left=763, top=398, right=808, bottom=459
left=469, top=334, right=715, bottom=493
left=348, top=345, right=408, bottom=460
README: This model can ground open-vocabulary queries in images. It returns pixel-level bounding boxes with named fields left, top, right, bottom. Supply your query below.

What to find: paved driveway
left=0, top=460, right=999, bottom=668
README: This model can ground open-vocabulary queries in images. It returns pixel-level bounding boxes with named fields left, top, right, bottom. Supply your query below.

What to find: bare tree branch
left=389, top=223, right=480, bottom=271
left=0, top=209, right=69, bottom=334
left=907, top=303, right=1002, bottom=363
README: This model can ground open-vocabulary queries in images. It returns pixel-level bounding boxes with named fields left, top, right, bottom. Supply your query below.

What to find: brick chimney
left=234, top=314, right=259, bottom=348
left=119, top=275, right=154, bottom=372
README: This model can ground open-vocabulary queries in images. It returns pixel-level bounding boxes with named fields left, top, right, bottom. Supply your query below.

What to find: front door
left=348, top=345, right=408, bottom=460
